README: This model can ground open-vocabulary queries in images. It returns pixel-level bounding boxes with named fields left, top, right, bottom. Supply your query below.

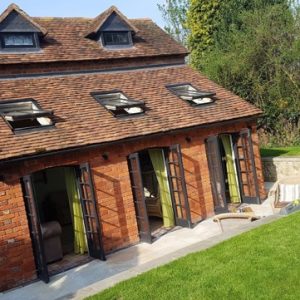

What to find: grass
left=260, top=146, right=300, bottom=157
left=87, top=212, right=300, bottom=300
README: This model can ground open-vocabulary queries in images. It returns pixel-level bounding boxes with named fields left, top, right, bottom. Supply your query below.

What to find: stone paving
left=1, top=213, right=281, bottom=300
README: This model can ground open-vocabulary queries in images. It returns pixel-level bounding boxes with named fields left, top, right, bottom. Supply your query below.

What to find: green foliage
left=186, top=0, right=300, bottom=146
left=158, top=0, right=189, bottom=45
left=160, top=0, right=300, bottom=145
left=186, top=0, right=220, bottom=66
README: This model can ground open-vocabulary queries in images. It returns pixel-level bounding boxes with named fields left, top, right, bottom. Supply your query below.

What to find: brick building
left=0, top=4, right=266, bottom=291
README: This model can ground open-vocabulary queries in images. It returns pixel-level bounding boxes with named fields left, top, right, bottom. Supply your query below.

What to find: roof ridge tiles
left=0, top=3, right=48, bottom=35
left=83, top=5, right=139, bottom=37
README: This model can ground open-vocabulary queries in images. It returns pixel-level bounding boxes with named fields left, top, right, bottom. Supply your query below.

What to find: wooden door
left=205, top=136, right=228, bottom=213
left=233, top=129, right=260, bottom=204
left=128, top=153, right=152, bottom=243
left=166, top=144, right=192, bottom=228
left=22, top=175, right=49, bottom=283
left=77, top=163, right=106, bottom=260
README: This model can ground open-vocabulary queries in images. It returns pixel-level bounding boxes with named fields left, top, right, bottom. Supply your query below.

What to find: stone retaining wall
left=262, top=157, right=300, bottom=182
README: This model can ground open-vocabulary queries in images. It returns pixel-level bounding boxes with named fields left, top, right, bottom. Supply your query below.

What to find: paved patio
left=1, top=210, right=281, bottom=300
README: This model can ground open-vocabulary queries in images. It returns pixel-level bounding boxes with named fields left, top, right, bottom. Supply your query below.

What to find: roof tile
left=0, top=16, right=187, bottom=64
left=0, top=65, right=261, bottom=161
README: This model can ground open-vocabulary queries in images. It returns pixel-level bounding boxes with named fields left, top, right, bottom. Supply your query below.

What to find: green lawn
left=260, top=146, right=300, bottom=157
left=87, top=213, right=300, bottom=300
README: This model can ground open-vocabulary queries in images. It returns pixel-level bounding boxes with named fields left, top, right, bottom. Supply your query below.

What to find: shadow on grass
left=260, top=148, right=290, bottom=157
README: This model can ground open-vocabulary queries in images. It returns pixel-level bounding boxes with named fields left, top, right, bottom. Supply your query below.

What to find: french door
left=233, top=129, right=260, bottom=204
left=166, top=144, right=192, bottom=228
left=128, top=153, right=152, bottom=243
left=22, top=163, right=105, bottom=283
left=22, top=175, right=49, bottom=283
left=128, top=145, right=192, bottom=243
left=205, top=136, right=228, bottom=213
left=77, top=163, right=106, bottom=260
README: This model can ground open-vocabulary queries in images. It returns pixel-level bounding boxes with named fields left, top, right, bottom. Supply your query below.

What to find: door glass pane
left=234, top=129, right=260, bottom=203
left=22, top=176, right=49, bottom=283
left=78, top=163, right=105, bottom=260
left=205, top=137, right=227, bottom=211
left=167, top=144, right=191, bottom=227
left=128, top=153, right=151, bottom=243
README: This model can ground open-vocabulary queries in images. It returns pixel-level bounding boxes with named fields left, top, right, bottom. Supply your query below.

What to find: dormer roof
left=0, top=4, right=188, bottom=65
left=84, top=5, right=139, bottom=38
left=0, top=3, right=47, bottom=35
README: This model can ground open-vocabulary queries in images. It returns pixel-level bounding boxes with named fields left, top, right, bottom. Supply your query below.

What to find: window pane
left=0, top=100, right=53, bottom=131
left=167, top=84, right=216, bottom=106
left=103, top=32, right=130, bottom=46
left=93, top=91, right=145, bottom=117
left=3, top=34, right=34, bottom=47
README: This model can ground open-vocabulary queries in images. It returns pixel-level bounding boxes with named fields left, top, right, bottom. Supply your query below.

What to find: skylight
left=167, top=84, right=216, bottom=106
left=93, top=91, right=145, bottom=117
left=0, top=99, right=54, bottom=132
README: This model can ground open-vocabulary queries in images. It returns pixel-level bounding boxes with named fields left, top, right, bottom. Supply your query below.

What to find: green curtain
left=220, top=136, right=241, bottom=203
left=148, top=149, right=175, bottom=228
left=64, top=168, right=88, bottom=254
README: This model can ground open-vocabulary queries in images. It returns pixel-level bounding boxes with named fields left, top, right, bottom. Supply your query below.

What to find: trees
left=159, top=0, right=300, bottom=145
left=158, top=0, right=189, bottom=45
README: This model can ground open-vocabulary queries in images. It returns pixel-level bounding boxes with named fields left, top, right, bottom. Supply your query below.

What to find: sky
left=0, top=0, right=166, bottom=27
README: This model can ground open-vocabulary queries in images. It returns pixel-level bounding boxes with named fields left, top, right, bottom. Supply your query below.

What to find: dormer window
left=92, top=91, right=145, bottom=117
left=102, top=31, right=131, bottom=47
left=0, top=33, right=37, bottom=49
left=0, top=4, right=47, bottom=52
left=85, top=7, right=138, bottom=49
left=0, top=99, right=54, bottom=132
left=167, top=84, right=216, bottom=106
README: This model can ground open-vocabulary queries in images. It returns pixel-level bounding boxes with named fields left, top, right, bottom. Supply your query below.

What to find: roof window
left=102, top=31, right=132, bottom=47
left=167, top=84, right=216, bottom=106
left=0, top=99, right=54, bottom=132
left=0, top=32, right=37, bottom=49
left=92, top=91, right=145, bottom=117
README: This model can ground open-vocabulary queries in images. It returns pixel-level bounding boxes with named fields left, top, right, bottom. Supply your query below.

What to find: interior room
left=218, top=134, right=241, bottom=207
left=32, top=167, right=90, bottom=275
left=139, top=149, right=175, bottom=240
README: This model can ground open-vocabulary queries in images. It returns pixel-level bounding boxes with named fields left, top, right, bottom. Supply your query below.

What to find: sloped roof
left=0, top=3, right=47, bottom=35
left=0, top=17, right=187, bottom=65
left=0, top=65, right=261, bottom=162
left=0, top=4, right=187, bottom=65
left=84, top=5, right=139, bottom=37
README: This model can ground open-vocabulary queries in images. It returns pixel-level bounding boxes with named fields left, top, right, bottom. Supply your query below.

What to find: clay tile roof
left=0, top=65, right=262, bottom=162
left=0, top=17, right=188, bottom=64
left=0, top=3, right=48, bottom=36
left=84, top=5, right=139, bottom=37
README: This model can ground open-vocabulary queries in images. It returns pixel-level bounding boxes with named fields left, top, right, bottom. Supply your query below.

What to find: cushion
left=279, top=184, right=300, bottom=202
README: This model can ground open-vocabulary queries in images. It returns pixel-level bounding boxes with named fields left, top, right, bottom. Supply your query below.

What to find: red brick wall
left=0, top=180, right=36, bottom=291
left=0, top=120, right=265, bottom=291
left=0, top=55, right=185, bottom=77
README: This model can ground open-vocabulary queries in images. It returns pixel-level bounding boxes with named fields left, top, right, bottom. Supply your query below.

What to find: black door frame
left=232, top=129, right=260, bottom=204
left=22, top=175, right=50, bottom=283
left=77, top=163, right=106, bottom=260
left=205, top=136, right=228, bottom=213
left=128, top=145, right=192, bottom=243
left=206, top=128, right=260, bottom=212
left=21, top=163, right=105, bottom=283
left=165, top=144, right=192, bottom=228
left=128, top=152, right=152, bottom=243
